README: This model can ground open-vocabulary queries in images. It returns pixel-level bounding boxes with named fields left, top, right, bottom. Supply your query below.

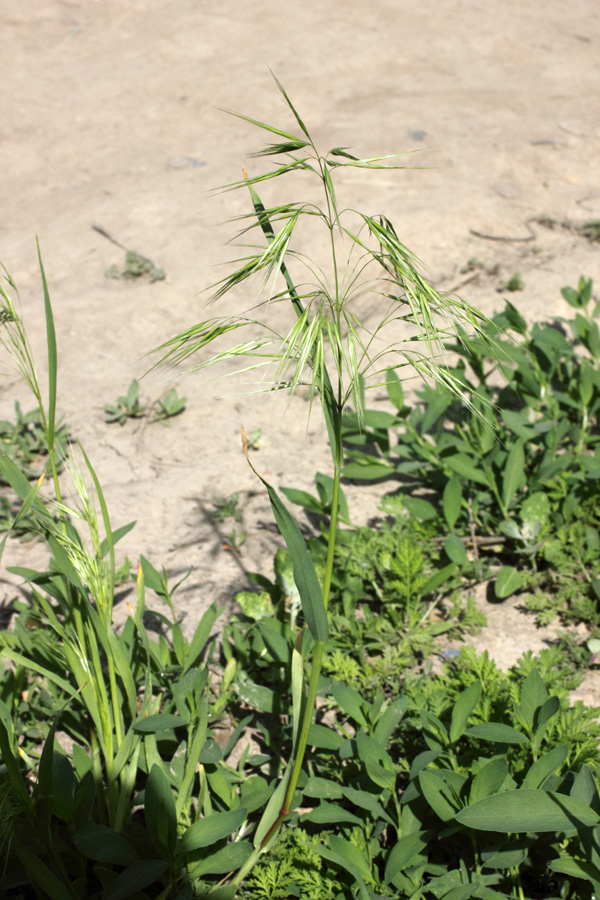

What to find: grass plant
left=157, top=76, right=497, bottom=885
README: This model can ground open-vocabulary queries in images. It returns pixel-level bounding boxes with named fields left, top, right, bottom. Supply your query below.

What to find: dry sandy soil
left=1, top=1, right=600, bottom=693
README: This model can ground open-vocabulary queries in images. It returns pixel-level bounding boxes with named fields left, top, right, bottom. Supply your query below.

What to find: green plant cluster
left=343, top=277, right=600, bottom=626
left=105, top=250, right=166, bottom=284
left=105, top=379, right=186, bottom=426
left=241, top=658, right=600, bottom=900
left=233, top=517, right=485, bottom=705
left=0, top=402, right=71, bottom=539
left=3, top=83, right=600, bottom=900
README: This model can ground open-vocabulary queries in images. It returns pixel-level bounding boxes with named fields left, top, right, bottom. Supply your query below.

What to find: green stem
left=280, top=640, right=324, bottom=817
left=89, top=727, right=107, bottom=825
left=233, top=452, right=343, bottom=887
left=107, top=656, right=123, bottom=748
left=233, top=176, right=345, bottom=887
left=266, top=449, right=342, bottom=821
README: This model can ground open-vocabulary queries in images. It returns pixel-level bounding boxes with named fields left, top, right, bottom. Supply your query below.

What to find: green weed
left=212, top=492, right=244, bottom=524
left=499, top=271, right=524, bottom=292
left=343, top=277, right=600, bottom=627
left=157, top=75, right=497, bottom=886
left=105, top=378, right=186, bottom=425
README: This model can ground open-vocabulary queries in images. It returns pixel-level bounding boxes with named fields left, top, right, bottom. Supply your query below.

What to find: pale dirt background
left=1, top=0, right=600, bottom=695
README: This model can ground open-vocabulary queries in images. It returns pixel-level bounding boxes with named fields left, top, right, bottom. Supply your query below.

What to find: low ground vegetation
left=1, top=86, right=600, bottom=899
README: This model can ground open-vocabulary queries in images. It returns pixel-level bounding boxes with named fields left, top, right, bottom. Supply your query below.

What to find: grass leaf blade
left=242, top=430, right=328, bottom=642
left=36, top=239, right=57, bottom=449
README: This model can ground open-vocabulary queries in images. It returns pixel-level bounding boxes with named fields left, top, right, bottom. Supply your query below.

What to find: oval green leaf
left=133, top=713, right=189, bottom=733
left=443, top=476, right=463, bottom=530
left=494, top=566, right=523, bottom=599
left=179, top=808, right=247, bottom=853
left=189, top=841, right=253, bottom=878
left=465, top=723, right=527, bottom=745
left=456, top=789, right=600, bottom=833
left=104, top=860, right=168, bottom=900
left=385, top=830, right=432, bottom=882
left=74, top=825, right=139, bottom=866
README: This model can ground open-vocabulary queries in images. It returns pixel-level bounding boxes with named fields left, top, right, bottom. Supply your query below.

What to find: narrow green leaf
left=481, top=842, right=528, bottom=869
left=331, top=683, right=368, bottom=727
left=386, top=368, right=404, bottom=410
left=342, top=786, right=396, bottom=827
left=303, top=777, right=344, bottom=800
left=204, top=888, right=237, bottom=900
left=236, top=678, right=278, bottom=713
left=443, top=476, right=463, bottom=529
left=188, top=841, right=253, bottom=878
left=254, top=771, right=290, bottom=848
left=571, top=764, right=600, bottom=815
left=146, top=764, right=178, bottom=856
left=241, top=777, right=271, bottom=814
left=103, top=859, right=168, bottom=900
left=342, top=461, right=395, bottom=480
left=183, top=602, right=219, bottom=673
left=311, top=837, right=371, bottom=896
left=104, top=626, right=137, bottom=720
left=409, top=749, right=442, bottom=781
left=518, top=668, right=548, bottom=729
left=13, top=846, right=70, bottom=900
left=536, top=695, right=560, bottom=730
left=450, top=681, right=482, bottom=744
left=291, top=636, right=303, bottom=755
left=99, top=520, right=136, bottom=557
left=548, top=856, right=600, bottom=883
left=522, top=745, right=568, bottom=790
left=445, top=454, right=490, bottom=487
left=356, top=730, right=396, bottom=790
left=419, top=770, right=461, bottom=822
left=1, top=648, right=79, bottom=699
left=35, top=709, right=63, bottom=832
left=243, top=436, right=328, bottom=642
left=307, top=723, right=344, bottom=750
left=401, top=495, right=438, bottom=521
left=469, top=757, right=509, bottom=804
left=440, top=886, right=478, bottom=900
left=444, top=535, right=468, bottom=565
left=0, top=711, right=32, bottom=811
left=465, top=723, right=527, bottom=745
left=502, top=439, right=525, bottom=510
left=0, top=470, right=45, bottom=565
left=37, top=240, right=57, bottom=449
left=222, top=109, right=302, bottom=143
left=373, top=696, right=407, bottom=746
left=385, top=830, right=432, bottom=881
left=74, top=825, right=140, bottom=865
left=456, top=789, right=600, bottom=832
left=270, top=71, right=312, bottom=138
left=179, top=808, right=247, bottom=852
left=361, top=410, right=399, bottom=429
left=302, top=802, right=363, bottom=826
left=133, top=713, right=188, bottom=733
left=198, top=739, right=223, bottom=764
left=280, top=486, right=323, bottom=514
